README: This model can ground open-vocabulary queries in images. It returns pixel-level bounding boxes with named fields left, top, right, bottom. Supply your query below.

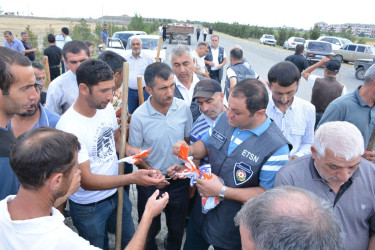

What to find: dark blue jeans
left=69, top=191, right=135, bottom=249
left=137, top=179, right=190, bottom=250
left=128, top=87, right=150, bottom=114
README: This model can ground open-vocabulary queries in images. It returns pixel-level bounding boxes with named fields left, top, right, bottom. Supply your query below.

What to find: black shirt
left=22, top=40, right=35, bottom=61
left=285, top=53, right=308, bottom=73
left=44, top=45, right=62, bottom=67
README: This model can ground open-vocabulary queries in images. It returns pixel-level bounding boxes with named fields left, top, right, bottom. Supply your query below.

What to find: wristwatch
left=219, top=185, right=226, bottom=201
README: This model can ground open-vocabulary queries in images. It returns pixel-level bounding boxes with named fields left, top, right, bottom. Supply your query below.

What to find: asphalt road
left=162, top=32, right=364, bottom=101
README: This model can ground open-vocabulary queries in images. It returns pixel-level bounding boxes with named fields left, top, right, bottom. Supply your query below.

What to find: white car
left=124, top=35, right=167, bottom=62
left=283, top=37, right=305, bottom=50
left=317, top=36, right=352, bottom=50
left=99, top=31, right=147, bottom=53
left=260, top=34, right=277, bottom=46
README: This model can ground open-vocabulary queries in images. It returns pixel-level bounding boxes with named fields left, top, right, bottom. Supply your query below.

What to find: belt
left=78, top=191, right=117, bottom=206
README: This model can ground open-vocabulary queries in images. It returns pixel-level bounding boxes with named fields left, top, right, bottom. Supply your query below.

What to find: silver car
left=333, top=44, right=375, bottom=63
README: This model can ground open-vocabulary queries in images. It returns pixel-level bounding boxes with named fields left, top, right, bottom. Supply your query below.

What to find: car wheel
left=334, top=55, right=343, bottom=63
left=355, top=68, right=366, bottom=80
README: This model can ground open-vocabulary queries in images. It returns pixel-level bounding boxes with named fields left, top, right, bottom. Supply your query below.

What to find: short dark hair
left=197, top=42, right=207, bottom=48
left=84, top=40, right=93, bottom=48
left=47, top=34, right=56, bottom=43
left=230, top=48, right=243, bottom=61
left=268, top=61, right=300, bottom=87
left=0, top=46, right=31, bottom=95
left=4, top=31, right=12, bottom=36
left=31, top=61, right=44, bottom=71
left=231, top=78, right=268, bottom=114
left=295, top=44, right=304, bottom=54
left=76, top=59, right=114, bottom=88
left=9, top=127, right=81, bottom=190
left=98, top=50, right=126, bottom=74
left=62, top=40, right=90, bottom=60
left=21, top=31, right=27, bottom=36
left=61, top=27, right=69, bottom=35
left=144, top=62, right=173, bottom=88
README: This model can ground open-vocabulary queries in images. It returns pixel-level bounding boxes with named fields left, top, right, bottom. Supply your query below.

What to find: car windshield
left=294, top=38, right=305, bottom=43
left=265, top=35, right=275, bottom=39
left=307, top=42, right=332, bottom=52
left=112, top=33, right=134, bottom=40
left=126, top=38, right=159, bottom=50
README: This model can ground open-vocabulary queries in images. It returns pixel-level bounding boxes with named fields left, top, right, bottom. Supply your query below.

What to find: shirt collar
left=355, top=86, right=370, bottom=107
left=235, top=116, right=271, bottom=137
left=174, top=73, right=199, bottom=89
left=146, top=96, right=178, bottom=115
left=269, top=96, right=296, bottom=112
left=130, top=51, right=145, bottom=59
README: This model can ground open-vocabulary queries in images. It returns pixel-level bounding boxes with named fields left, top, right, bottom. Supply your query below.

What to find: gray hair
left=171, top=44, right=193, bottom=61
left=234, top=186, right=344, bottom=250
left=314, top=121, right=364, bottom=160
left=130, top=36, right=142, bottom=45
left=364, top=64, right=375, bottom=85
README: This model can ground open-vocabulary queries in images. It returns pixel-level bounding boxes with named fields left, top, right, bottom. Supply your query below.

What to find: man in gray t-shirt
left=274, top=121, right=375, bottom=250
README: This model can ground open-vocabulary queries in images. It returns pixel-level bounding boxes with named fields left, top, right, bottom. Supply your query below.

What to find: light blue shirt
left=5, top=38, right=25, bottom=53
left=266, top=96, right=315, bottom=157
left=201, top=114, right=289, bottom=189
left=124, top=52, right=155, bottom=89
left=129, top=97, right=193, bottom=174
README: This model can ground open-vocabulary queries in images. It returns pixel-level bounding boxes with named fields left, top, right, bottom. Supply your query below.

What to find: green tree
left=277, top=26, right=288, bottom=46
left=309, top=25, right=321, bottom=40
left=128, top=13, right=145, bottom=31
left=357, top=37, right=366, bottom=44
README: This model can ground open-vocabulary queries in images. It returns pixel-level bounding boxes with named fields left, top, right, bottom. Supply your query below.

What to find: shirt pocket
left=290, top=127, right=305, bottom=136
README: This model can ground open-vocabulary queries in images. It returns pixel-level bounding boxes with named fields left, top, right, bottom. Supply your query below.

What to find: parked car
left=124, top=35, right=167, bottom=62
left=317, top=36, right=352, bottom=50
left=304, top=40, right=335, bottom=65
left=260, top=34, right=277, bottom=46
left=354, top=58, right=375, bottom=80
left=283, top=37, right=305, bottom=50
left=99, top=31, right=147, bottom=52
left=333, top=44, right=375, bottom=63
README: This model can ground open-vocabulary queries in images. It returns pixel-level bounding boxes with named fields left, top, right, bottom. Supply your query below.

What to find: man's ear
left=145, top=86, right=152, bottom=96
left=254, top=109, right=266, bottom=118
left=267, top=81, right=271, bottom=90
left=311, top=146, right=317, bottom=160
left=49, top=173, right=64, bottom=192
left=79, top=83, right=89, bottom=96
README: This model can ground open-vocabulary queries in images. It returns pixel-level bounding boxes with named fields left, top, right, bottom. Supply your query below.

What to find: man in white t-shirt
left=193, top=42, right=210, bottom=78
left=204, top=35, right=227, bottom=82
left=56, top=59, right=168, bottom=249
left=0, top=127, right=170, bottom=250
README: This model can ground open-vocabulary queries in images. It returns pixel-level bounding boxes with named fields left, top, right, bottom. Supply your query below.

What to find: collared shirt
left=201, top=115, right=289, bottom=189
left=274, top=155, right=375, bottom=250
left=46, top=70, right=78, bottom=115
left=174, top=73, right=200, bottom=106
left=129, top=97, right=193, bottom=174
left=318, top=86, right=375, bottom=150
left=100, top=30, right=109, bottom=46
left=124, top=52, right=155, bottom=89
left=64, top=36, right=72, bottom=43
left=5, top=38, right=25, bottom=53
left=308, top=74, right=346, bottom=95
left=210, top=47, right=227, bottom=71
left=8, top=104, right=60, bottom=131
left=267, top=96, right=315, bottom=157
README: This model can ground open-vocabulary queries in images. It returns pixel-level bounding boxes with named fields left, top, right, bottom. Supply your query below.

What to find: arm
left=172, top=140, right=208, bottom=161
left=229, top=77, right=238, bottom=93
left=369, top=233, right=375, bottom=250
left=24, top=48, right=37, bottom=53
left=204, top=59, right=215, bottom=67
left=217, top=57, right=227, bottom=70
left=292, top=105, right=315, bottom=158
left=193, top=67, right=210, bottom=78
left=301, top=57, right=329, bottom=80
left=125, top=190, right=169, bottom=250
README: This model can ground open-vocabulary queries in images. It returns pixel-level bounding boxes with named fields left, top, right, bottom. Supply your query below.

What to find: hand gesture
left=196, top=173, right=222, bottom=197
left=166, top=164, right=185, bottom=180
left=172, top=140, right=189, bottom=157
left=143, top=190, right=169, bottom=218
left=132, top=169, right=169, bottom=187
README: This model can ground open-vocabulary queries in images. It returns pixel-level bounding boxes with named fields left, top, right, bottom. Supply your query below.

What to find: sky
left=1, top=0, right=374, bottom=30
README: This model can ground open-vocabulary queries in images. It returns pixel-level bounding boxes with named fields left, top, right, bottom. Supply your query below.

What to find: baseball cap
left=193, top=78, right=222, bottom=101
left=326, top=59, right=341, bottom=72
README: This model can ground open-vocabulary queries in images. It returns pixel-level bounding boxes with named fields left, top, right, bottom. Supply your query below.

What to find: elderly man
left=0, top=47, right=39, bottom=200
left=275, top=121, right=375, bottom=250
left=56, top=59, right=168, bottom=249
left=3, top=31, right=25, bottom=55
left=129, top=62, right=193, bottom=250
left=235, top=186, right=344, bottom=250
left=0, top=127, right=169, bottom=249
left=172, top=44, right=204, bottom=122
left=21, top=31, right=37, bottom=61
left=46, top=40, right=89, bottom=115
left=302, top=58, right=345, bottom=127
left=318, top=64, right=375, bottom=162
left=169, top=79, right=290, bottom=250
left=204, top=35, right=227, bottom=82
left=124, top=37, right=155, bottom=114
left=266, top=61, right=315, bottom=160
left=193, top=42, right=210, bottom=78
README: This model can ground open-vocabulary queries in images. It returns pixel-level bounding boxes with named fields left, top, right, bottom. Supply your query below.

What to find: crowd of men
left=1, top=26, right=375, bottom=250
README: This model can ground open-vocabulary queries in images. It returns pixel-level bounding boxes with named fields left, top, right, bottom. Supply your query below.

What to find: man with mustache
left=266, top=61, right=315, bottom=161
left=0, top=47, right=39, bottom=200
left=129, top=62, right=193, bottom=250
left=274, top=121, right=375, bottom=250
left=56, top=59, right=168, bottom=249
